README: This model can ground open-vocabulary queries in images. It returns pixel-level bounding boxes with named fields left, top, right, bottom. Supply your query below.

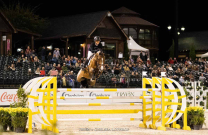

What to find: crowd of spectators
left=1, top=46, right=208, bottom=88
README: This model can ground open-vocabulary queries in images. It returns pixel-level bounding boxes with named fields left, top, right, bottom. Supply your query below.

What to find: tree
left=189, top=44, right=196, bottom=60
left=0, top=1, right=49, bottom=34
left=169, top=40, right=175, bottom=58
left=123, top=41, right=129, bottom=60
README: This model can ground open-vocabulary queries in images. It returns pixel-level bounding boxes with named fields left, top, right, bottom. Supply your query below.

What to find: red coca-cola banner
left=0, top=89, right=18, bottom=106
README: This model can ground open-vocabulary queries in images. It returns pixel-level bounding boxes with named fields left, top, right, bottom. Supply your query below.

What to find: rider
left=82, top=36, right=103, bottom=70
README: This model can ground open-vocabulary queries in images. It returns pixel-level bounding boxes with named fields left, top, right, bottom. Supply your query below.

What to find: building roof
left=114, top=16, right=158, bottom=27
left=112, top=6, right=140, bottom=15
left=0, top=10, right=41, bottom=36
left=179, top=31, right=208, bottom=51
left=40, top=11, right=128, bottom=39
left=112, top=7, right=158, bottom=27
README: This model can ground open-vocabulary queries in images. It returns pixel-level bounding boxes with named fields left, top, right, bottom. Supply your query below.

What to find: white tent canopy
left=201, top=52, right=208, bottom=58
left=127, top=36, right=149, bottom=57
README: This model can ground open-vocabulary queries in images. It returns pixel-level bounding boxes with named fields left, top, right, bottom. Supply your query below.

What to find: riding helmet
left=94, top=36, right=101, bottom=41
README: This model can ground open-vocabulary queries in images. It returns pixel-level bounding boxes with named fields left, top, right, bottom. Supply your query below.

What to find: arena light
left=181, top=26, right=185, bottom=31
left=167, top=25, right=172, bottom=30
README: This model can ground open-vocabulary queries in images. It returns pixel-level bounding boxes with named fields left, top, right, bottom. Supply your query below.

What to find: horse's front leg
left=89, top=67, right=96, bottom=80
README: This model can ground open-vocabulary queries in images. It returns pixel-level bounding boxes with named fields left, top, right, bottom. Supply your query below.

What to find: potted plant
left=0, top=108, right=12, bottom=132
left=188, top=96, right=193, bottom=100
left=10, top=86, right=30, bottom=108
left=9, top=86, right=30, bottom=133
left=203, top=96, right=206, bottom=100
left=9, top=108, right=29, bottom=133
left=187, top=106, right=206, bottom=130
left=203, top=86, right=207, bottom=90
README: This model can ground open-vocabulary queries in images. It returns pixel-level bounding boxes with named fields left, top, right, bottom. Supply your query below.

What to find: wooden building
left=0, top=10, right=41, bottom=55
left=112, top=7, right=159, bottom=58
left=36, top=11, right=128, bottom=59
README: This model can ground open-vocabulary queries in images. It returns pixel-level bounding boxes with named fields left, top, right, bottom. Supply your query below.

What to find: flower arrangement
left=187, top=106, right=206, bottom=130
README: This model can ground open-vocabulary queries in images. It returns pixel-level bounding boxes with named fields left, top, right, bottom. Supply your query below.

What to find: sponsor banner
left=0, top=89, right=145, bottom=105
left=0, top=89, right=18, bottom=106
left=55, top=91, right=143, bottom=103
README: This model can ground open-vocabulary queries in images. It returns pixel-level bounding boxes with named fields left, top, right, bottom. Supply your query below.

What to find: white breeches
left=87, top=51, right=93, bottom=59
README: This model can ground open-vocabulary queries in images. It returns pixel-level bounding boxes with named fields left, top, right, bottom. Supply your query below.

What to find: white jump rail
left=57, top=88, right=161, bottom=92
left=57, top=118, right=142, bottom=121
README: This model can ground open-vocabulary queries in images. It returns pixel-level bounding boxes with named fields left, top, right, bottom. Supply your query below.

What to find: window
left=103, top=44, right=116, bottom=58
left=139, top=29, right=144, bottom=40
left=123, top=28, right=128, bottom=35
left=129, top=28, right=137, bottom=39
left=139, top=29, right=151, bottom=45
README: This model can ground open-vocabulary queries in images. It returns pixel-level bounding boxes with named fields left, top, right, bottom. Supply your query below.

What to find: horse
left=77, top=51, right=105, bottom=88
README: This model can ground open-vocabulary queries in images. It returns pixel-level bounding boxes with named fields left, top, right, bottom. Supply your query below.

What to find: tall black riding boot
left=82, top=59, right=89, bottom=70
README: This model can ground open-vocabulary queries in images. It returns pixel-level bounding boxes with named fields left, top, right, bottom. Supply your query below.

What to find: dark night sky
left=1, top=0, right=207, bottom=60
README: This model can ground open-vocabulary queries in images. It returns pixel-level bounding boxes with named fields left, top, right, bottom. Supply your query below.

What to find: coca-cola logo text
left=0, top=92, right=18, bottom=102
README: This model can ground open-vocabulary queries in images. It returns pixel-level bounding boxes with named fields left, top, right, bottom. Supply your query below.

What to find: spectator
left=29, top=55, right=34, bottom=62
left=179, top=75, right=185, bottom=86
left=35, top=67, right=40, bottom=75
left=25, top=46, right=31, bottom=57
left=52, top=54, right=58, bottom=64
left=199, top=73, right=206, bottom=82
left=147, top=58, right=151, bottom=66
left=16, top=59, right=22, bottom=68
left=132, top=64, right=137, bottom=71
left=71, top=57, right=77, bottom=65
left=47, top=52, right=52, bottom=63
left=23, top=57, right=28, bottom=63
left=57, top=72, right=63, bottom=88
left=62, top=63, right=68, bottom=72
left=53, top=48, right=61, bottom=58
left=114, top=64, right=120, bottom=75
left=56, top=64, right=62, bottom=72
left=168, top=57, right=174, bottom=64
left=49, top=67, right=58, bottom=76
left=41, top=46, right=46, bottom=62
left=40, top=67, right=46, bottom=76
left=123, top=65, right=130, bottom=71
left=173, top=57, right=178, bottom=64
left=45, top=63, right=52, bottom=74
left=10, top=64, right=15, bottom=71
left=28, top=68, right=33, bottom=76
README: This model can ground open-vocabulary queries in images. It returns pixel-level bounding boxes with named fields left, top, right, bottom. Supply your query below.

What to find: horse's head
left=94, top=51, right=105, bottom=71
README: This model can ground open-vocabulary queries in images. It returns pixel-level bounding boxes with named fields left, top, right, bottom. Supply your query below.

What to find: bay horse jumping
left=77, top=51, right=105, bottom=88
